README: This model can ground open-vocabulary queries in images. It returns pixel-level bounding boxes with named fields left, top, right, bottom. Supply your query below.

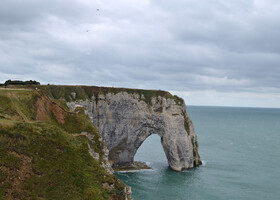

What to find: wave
left=116, top=168, right=155, bottom=173
left=202, top=160, right=207, bottom=166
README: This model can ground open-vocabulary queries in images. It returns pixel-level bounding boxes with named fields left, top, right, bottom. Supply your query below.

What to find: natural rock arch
left=109, top=115, right=166, bottom=165
left=67, top=91, right=201, bottom=171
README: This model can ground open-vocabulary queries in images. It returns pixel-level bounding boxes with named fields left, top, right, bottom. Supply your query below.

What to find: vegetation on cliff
left=0, top=89, right=129, bottom=200
left=11, top=84, right=185, bottom=106
left=0, top=80, right=40, bottom=86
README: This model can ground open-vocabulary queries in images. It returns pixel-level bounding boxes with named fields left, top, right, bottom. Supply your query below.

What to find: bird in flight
left=97, top=9, right=100, bottom=11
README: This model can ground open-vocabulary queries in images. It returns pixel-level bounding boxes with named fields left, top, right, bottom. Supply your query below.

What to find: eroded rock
left=67, top=92, right=201, bottom=171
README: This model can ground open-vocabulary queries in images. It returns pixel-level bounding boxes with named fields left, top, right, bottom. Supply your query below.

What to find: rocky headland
left=43, top=85, right=202, bottom=172
left=0, top=84, right=201, bottom=199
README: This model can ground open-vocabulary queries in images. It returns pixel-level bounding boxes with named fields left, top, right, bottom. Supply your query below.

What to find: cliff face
left=67, top=91, right=202, bottom=171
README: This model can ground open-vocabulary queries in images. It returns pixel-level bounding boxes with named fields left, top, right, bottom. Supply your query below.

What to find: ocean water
left=115, top=106, right=280, bottom=200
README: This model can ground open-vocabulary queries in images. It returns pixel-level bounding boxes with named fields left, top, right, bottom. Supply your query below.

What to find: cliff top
left=1, top=84, right=184, bottom=105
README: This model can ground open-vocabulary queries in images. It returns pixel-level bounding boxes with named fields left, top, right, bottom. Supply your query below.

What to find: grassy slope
left=0, top=89, right=127, bottom=200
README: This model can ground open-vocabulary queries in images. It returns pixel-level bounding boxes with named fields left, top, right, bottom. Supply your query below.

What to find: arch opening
left=134, top=134, right=168, bottom=168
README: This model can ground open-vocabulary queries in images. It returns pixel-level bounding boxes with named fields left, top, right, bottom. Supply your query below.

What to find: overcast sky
left=1, top=0, right=280, bottom=108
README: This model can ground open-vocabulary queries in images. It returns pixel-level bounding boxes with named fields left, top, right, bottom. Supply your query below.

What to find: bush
left=4, top=80, right=40, bottom=85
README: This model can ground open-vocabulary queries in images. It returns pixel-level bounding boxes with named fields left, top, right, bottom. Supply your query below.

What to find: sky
left=0, top=0, right=280, bottom=108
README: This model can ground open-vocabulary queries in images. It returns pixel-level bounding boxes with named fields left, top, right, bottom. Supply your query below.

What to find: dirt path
left=0, top=88, right=33, bottom=91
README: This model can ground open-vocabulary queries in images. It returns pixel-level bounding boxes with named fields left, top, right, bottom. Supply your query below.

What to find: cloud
left=171, top=90, right=280, bottom=108
left=0, top=0, right=279, bottom=107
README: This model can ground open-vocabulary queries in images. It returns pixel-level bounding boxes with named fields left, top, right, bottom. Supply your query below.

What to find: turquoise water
left=115, top=106, right=280, bottom=200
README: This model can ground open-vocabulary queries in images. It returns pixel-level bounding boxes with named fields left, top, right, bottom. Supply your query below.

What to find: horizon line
left=187, top=104, right=280, bottom=109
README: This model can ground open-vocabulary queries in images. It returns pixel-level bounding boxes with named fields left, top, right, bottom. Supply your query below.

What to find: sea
left=115, top=106, right=280, bottom=200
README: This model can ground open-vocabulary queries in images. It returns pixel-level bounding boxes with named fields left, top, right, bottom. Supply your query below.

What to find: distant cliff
left=40, top=85, right=202, bottom=171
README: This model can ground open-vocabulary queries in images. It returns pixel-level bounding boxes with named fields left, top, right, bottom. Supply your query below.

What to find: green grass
left=0, top=149, right=21, bottom=170
left=0, top=89, right=128, bottom=200
left=10, top=84, right=185, bottom=106
left=51, top=98, right=70, bottom=111
left=0, top=89, right=39, bottom=121
left=0, top=170, right=7, bottom=182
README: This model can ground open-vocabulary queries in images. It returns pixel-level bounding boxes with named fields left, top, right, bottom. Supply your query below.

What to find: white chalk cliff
left=67, top=91, right=201, bottom=171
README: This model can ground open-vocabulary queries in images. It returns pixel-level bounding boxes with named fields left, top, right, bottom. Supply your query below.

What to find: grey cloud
left=0, top=0, right=280, bottom=99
